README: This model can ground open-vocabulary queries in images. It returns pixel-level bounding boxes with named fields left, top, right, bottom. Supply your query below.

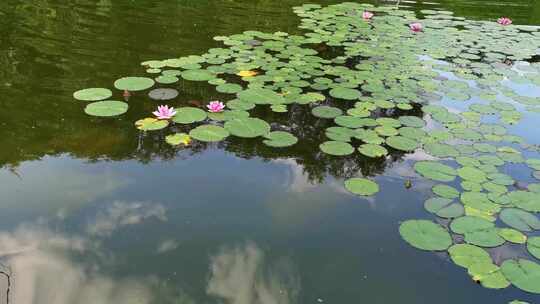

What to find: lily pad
left=224, top=118, right=270, bottom=138
left=497, top=228, right=527, bottom=244
left=399, top=220, right=452, bottom=251
left=320, top=141, right=354, bottom=156
left=73, top=88, right=112, bottom=101
left=263, top=131, right=298, bottom=147
left=527, top=237, right=540, bottom=260
left=172, top=107, right=208, bottom=124
left=499, top=208, right=540, bottom=232
left=148, top=88, right=179, bottom=100
left=180, top=69, right=215, bottom=81
left=135, top=118, right=169, bottom=131
left=358, top=144, right=388, bottom=158
left=312, top=106, right=343, bottom=118
left=386, top=136, right=419, bottom=151
left=414, top=161, right=457, bottom=182
left=500, top=259, right=540, bottom=294
left=114, top=77, right=155, bottom=91
left=467, top=262, right=510, bottom=289
left=448, top=244, right=491, bottom=268
left=189, top=125, right=229, bottom=142
left=329, top=87, right=361, bottom=100
left=432, top=184, right=459, bottom=199
left=165, top=133, right=191, bottom=146
left=237, top=88, right=285, bottom=105
left=84, top=100, right=128, bottom=117
left=344, top=178, right=379, bottom=196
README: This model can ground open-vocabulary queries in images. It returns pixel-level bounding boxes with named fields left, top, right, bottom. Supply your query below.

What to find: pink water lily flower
left=153, top=105, right=176, bottom=120
left=409, top=22, right=423, bottom=32
left=497, top=17, right=512, bottom=26
left=362, top=11, right=374, bottom=20
left=207, top=101, right=225, bottom=113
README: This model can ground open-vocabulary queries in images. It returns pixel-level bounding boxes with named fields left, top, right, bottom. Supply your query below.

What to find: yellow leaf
left=236, top=70, right=258, bottom=77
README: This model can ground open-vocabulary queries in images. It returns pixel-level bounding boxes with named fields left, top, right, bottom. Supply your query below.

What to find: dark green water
left=0, top=1, right=539, bottom=303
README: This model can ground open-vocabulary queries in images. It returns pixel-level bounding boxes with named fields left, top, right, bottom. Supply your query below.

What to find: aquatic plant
left=153, top=105, right=177, bottom=120
left=498, top=17, right=512, bottom=25
left=73, top=2, right=540, bottom=294
left=206, top=101, right=225, bottom=113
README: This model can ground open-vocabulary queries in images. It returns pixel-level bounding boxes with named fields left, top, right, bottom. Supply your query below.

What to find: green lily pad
left=216, top=83, right=243, bottom=94
left=458, top=167, right=487, bottom=183
left=237, top=88, right=285, bottom=105
left=189, top=125, right=229, bottom=142
left=527, top=237, right=540, bottom=260
left=500, top=259, right=540, bottom=294
left=344, top=178, right=379, bottom=196
left=358, top=144, right=388, bottom=158
left=467, top=262, right=510, bottom=289
left=448, top=244, right=491, bottom=268
left=499, top=208, right=540, bottom=232
left=172, top=107, right=208, bottom=124
left=114, top=77, right=155, bottom=91
left=506, top=191, right=540, bottom=212
left=424, top=197, right=464, bottom=218
left=414, top=161, right=457, bottom=182
left=432, top=184, right=459, bottom=199
left=73, top=88, right=112, bottom=101
left=450, top=216, right=494, bottom=234
left=84, top=100, right=128, bottom=117
left=180, top=69, right=216, bottom=81
left=135, top=118, right=169, bottom=131
left=312, top=106, right=343, bottom=118
left=386, top=136, right=419, bottom=151
left=399, top=220, right=452, bottom=251
left=497, top=228, right=527, bottom=244
left=224, top=118, right=271, bottom=138
left=165, top=133, right=191, bottom=146
left=320, top=141, right=354, bottom=156
left=329, top=87, right=361, bottom=100
left=263, top=131, right=298, bottom=147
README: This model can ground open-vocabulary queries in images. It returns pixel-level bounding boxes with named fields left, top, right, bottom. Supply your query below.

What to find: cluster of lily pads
left=73, top=2, right=540, bottom=298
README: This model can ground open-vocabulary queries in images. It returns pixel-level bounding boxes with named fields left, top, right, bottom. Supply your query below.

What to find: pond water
left=1, top=1, right=540, bottom=303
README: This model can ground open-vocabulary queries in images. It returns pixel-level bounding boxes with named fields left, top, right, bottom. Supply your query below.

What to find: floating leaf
left=329, top=87, right=361, bottom=100
left=84, top=100, right=128, bottom=117
left=424, top=197, right=464, bottom=218
left=312, top=106, right=343, bottom=118
left=180, top=69, right=215, bottom=81
left=527, top=237, right=540, bottom=260
left=237, top=88, right=285, bottom=105
left=263, top=131, right=298, bottom=147
left=414, top=161, right=457, bottom=182
left=499, top=208, right=540, bottom=232
left=148, top=88, right=179, bottom=100
left=224, top=118, right=271, bottom=138
left=497, top=228, right=526, bottom=244
left=189, top=125, right=229, bottom=142
left=358, top=144, right=388, bottom=158
left=172, top=107, right=208, bottom=124
left=166, top=133, right=191, bottom=146
left=73, top=88, right=112, bottom=101
left=114, top=77, right=155, bottom=91
left=386, top=136, right=419, bottom=151
left=432, top=184, right=459, bottom=199
left=135, top=118, right=169, bottom=131
left=467, top=262, right=510, bottom=289
left=344, top=178, right=379, bottom=196
left=448, top=244, right=491, bottom=268
left=399, top=220, right=452, bottom=251
left=500, top=259, right=540, bottom=294
left=320, top=141, right=354, bottom=156
left=216, top=83, right=243, bottom=94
